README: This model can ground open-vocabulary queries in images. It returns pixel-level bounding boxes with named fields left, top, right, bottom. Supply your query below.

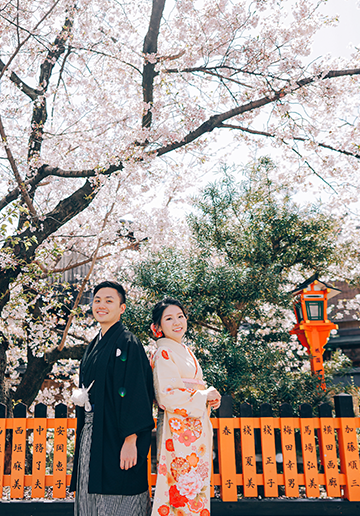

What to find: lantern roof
left=291, top=273, right=341, bottom=300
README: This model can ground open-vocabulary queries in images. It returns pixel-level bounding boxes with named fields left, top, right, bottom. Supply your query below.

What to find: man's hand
left=120, top=433, right=137, bottom=470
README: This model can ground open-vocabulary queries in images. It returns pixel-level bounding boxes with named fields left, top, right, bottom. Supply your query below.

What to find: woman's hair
left=93, top=281, right=126, bottom=304
left=152, top=298, right=187, bottom=326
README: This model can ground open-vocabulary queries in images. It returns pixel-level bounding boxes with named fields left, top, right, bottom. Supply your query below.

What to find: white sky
left=311, top=0, right=360, bottom=59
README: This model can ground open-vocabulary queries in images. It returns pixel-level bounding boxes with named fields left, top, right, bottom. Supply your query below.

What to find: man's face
left=92, top=287, right=125, bottom=327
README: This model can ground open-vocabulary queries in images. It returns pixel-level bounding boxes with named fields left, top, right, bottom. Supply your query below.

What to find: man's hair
left=93, top=281, right=126, bottom=304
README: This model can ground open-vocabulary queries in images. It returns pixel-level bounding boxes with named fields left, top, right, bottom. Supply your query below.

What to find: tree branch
left=155, top=68, right=360, bottom=157
left=33, top=253, right=112, bottom=275
left=45, top=343, right=87, bottom=363
left=28, top=6, right=75, bottom=163
left=141, top=0, right=166, bottom=128
left=218, top=123, right=360, bottom=160
left=0, top=115, right=37, bottom=217
left=0, top=0, right=63, bottom=82
left=0, top=58, right=41, bottom=100
left=0, top=162, right=122, bottom=212
left=0, top=179, right=100, bottom=313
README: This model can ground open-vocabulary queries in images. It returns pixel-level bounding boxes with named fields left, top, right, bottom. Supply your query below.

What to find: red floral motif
left=178, top=429, right=196, bottom=447
left=186, top=452, right=199, bottom=468
left=174, top=408, right=188, bottom=417
left=158, top=505, right=170, bottom=516
left=165, top=439, right=174, bottom=451
left=161, top=350, right=170, bottom=360
left=198, top=444, right=206, bottom=456
left=200, top=509, right=210, bottom=516
left=170, top=457, right=191, bottom=481
left=188, top=498, right=205, bottom=512
left=168, top=418, right=184, bottom=434
left=197, top=462, right=209, bottom=480
left=183, top=417, right=202, bottom=439
left=169, top=485, right=188, bottom=508
left=158, top=463, right=167, bottom=475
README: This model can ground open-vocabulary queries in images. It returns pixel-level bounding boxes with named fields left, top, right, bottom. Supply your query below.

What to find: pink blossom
left=178, top=430, right=196, bottom=447
left=177, top=470, right=204, bottom=499
left=158, top=463, right=167, bottom=475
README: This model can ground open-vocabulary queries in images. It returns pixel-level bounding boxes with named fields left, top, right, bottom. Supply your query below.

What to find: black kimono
left=70, top=321, right=154, bottom=495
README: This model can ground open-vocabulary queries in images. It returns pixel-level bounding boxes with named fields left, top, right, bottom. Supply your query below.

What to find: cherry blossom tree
left=1, top=0, right=360, bottom=411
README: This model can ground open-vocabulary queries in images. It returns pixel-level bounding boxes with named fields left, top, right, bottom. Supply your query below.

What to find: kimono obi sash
left=182, top=378, right=206, bottom=391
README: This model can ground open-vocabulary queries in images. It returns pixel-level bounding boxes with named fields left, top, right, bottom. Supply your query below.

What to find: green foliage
left=192, top=328, right=329, bottom=416
left=125, top=159, right=347, bottom=414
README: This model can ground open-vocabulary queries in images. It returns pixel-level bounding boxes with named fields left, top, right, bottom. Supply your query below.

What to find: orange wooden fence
left=1, top=394, right=360, bottom=501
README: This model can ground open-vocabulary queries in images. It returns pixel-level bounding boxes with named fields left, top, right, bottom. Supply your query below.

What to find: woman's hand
left=207, top=387, right=221, bottom=410
left=120, top=433, right=137, bottom=470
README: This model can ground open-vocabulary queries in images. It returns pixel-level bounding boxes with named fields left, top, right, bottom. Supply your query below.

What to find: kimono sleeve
left=153, top=347, right=208, bottom=418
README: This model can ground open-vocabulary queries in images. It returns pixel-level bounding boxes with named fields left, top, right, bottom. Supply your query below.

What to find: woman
left=70, top=281, right=154, bottom=516
left=151, top=298, right=221, bottom=516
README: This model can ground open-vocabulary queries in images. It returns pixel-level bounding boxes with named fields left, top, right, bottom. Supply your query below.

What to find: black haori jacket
left=70, top=321, right=154, bottom=495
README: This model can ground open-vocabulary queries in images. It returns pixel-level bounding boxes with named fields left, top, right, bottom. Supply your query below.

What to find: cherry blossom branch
left=0, top=115, right=37, bottom=218
left=28, top=7, right=75, bottom=163
left=45, top=343, right=88, bottom=363
left=0, top=59, right=40, bottom=100
left=156, top=68, right=360, bottom=157
left=0, top=179, right=100, bottom=312
left=32, top=253, right=112, bottom=275
left=218, top=123, right=360, bottom=160
left=56, top=178, right=123, bottom=351
left=0, top=0, right=63, bottom=82
left=57, top=240, right=101, bottom=352
left=0, top=162, right=122, bottom=212
left=141, top=0, right=166, bottom=128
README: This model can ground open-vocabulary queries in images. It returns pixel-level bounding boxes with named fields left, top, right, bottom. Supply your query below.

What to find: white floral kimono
left=151, top=337, right=212, bottom=516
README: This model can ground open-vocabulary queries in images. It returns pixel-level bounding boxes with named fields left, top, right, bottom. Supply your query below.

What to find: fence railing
left=1, top=394, right=360, bottom=502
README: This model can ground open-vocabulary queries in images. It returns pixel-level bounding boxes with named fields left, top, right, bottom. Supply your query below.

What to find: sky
left=311, top=0, right=360, bottom=59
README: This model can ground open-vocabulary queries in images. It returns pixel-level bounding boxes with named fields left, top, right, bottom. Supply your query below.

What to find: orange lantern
left=290, top=274, right=341, bottom=390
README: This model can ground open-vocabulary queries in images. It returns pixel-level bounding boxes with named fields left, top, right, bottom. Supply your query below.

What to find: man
left=70, top=281, right=154, bottom=516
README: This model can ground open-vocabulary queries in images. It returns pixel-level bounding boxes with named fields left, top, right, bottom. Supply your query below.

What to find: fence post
left=0, top=403, right=6, bottom=496
left=217, top=394, right=237, bottom=501
left=239, top=402, right=257, bottom=498
left=53, top=403, right=68, bottom=498
left=10, top=402, right=27, bottom=499
left=318, top=402, right=341, bottom=497
left=279, top=403, right=299, bottom=497
left=260, top=403, right=277, bottom=497
left=334, top=394, right=360, bottom=501
left=299, top=403, right=319, bottom=497
left=32, top=403, right=48, bottom=498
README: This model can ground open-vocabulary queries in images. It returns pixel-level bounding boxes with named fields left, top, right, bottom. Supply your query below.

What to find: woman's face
left=159, top=305, right=187, bottom=343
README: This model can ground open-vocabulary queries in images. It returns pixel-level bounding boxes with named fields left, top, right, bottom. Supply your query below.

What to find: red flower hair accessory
left=150, top=323, right=163, bottom=338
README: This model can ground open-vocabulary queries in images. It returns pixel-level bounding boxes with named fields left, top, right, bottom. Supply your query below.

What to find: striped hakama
left=74, top=412, right=151, bottom=516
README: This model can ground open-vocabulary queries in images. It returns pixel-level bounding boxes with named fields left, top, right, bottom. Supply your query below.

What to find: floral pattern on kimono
left=151, top=337, right=212, bottom=516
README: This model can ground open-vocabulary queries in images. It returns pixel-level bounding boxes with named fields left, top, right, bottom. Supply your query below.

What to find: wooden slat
left=52, top=419, right=68, bottom=498
left=337, top=417, right=360, bottom=501
left=318, top=414, right=341, bottom=497
left=217, top=417, right=237, bottom=501
left=10, top=418, right=26, bottom=498
left=299, top=417, right=320, bottom=497
left=260, top=416, right=278, bottom=497
left=240, top=415, right=257, bottom=498
left=279, top=407, right=299, bottom=497
left=32, top=418, right=47, bottom=498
